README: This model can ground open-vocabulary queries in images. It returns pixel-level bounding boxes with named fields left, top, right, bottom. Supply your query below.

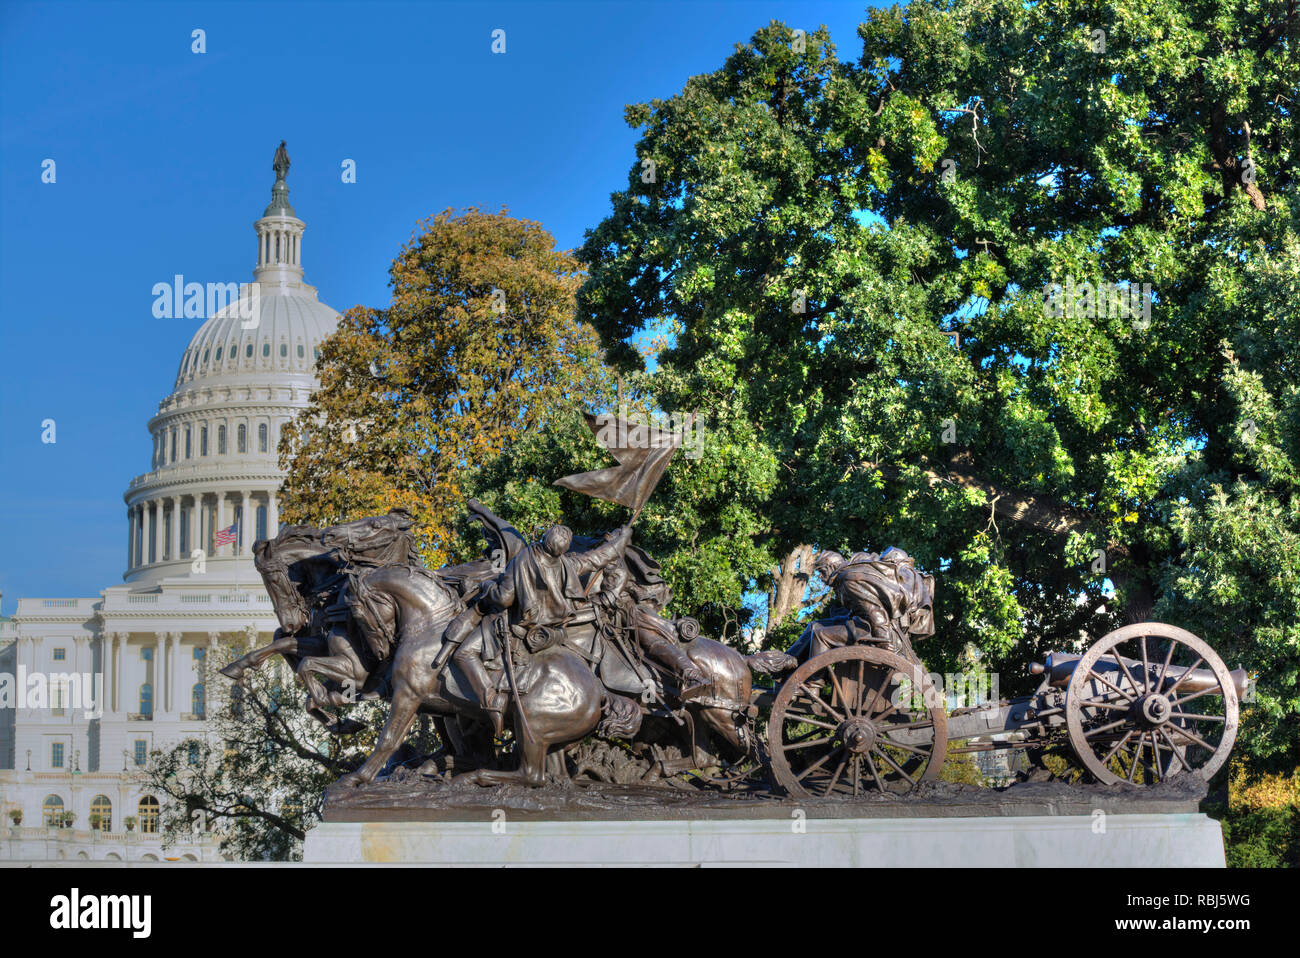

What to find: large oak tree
left=577, top=1, right=1298, bottom=767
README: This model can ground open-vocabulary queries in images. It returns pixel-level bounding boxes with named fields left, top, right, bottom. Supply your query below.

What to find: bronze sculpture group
left=221, top=415, right=1246, bottom=797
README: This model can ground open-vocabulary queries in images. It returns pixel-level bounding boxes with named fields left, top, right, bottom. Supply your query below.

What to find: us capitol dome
left=0, top=142, right=340, bottom=862
left=124, top=142, right=340, bottom=585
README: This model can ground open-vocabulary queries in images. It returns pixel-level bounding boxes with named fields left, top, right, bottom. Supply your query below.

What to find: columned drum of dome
left=123, top=143, right=341, bottom=585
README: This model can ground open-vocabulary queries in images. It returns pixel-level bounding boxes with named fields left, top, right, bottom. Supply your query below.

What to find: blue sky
left=0, top=0, right=881, bottom=613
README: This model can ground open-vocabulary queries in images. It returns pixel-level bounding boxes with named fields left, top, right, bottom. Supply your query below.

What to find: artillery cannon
left=762, top=622, right=1246, bottom=797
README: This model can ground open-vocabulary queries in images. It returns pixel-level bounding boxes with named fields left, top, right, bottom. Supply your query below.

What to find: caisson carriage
left=758, top=621, right=1247, bottom=797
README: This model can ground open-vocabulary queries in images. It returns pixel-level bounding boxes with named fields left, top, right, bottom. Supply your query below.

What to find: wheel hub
left=1136, top=693, right=1172, bottom=728
left=840, top=718, right=878, bottom=753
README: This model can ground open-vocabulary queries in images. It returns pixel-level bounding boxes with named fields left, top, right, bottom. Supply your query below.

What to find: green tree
left=576, top=1, right=1298, bottom=770
left=142, top=642, right=390, bottom=861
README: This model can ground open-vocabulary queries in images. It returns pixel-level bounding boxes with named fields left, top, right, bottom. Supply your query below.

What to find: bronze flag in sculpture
left=554, top=411, right=696, bottom=516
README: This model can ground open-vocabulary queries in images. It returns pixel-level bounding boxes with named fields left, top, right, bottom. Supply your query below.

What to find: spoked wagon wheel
left=768, top=645, right=948, bottom=798
left=1066, top=624, right=1239, bottom=785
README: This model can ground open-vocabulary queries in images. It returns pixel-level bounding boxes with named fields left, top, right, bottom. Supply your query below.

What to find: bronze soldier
left=593, top=554, right=708, bottom=699
left=753, top=547, right=936, bottom=674
left=432, top=523, right=632, bottom=733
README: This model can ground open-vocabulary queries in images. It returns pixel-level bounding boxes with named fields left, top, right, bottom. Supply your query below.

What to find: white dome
left=173, top=283, right=339, bottom=390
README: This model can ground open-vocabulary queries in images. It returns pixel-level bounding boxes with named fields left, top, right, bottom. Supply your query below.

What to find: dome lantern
left=254, top=140, right=305, bottom=286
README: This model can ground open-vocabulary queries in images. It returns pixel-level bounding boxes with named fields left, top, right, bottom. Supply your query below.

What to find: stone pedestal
left=305, top=812, right=1224, bottom=866
left=304, top=775, right=1225, bottom=866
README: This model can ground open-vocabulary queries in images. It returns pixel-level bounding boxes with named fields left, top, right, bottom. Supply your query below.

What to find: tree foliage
left=576, top=1, right=1298, bottom=766
left=279, top=208, right=610, bottom=566
left=142, top=643, right=390, bottom=861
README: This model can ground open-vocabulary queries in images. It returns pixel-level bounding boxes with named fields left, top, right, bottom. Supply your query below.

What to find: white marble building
left=0, top=150, right=340, bottom=861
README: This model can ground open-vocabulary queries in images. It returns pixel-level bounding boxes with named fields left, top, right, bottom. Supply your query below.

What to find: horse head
left=253, top=529, right=324, bottom=634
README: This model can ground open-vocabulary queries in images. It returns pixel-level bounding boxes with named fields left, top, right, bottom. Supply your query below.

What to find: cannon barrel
left=1039, top=650, right=1248, bottom=698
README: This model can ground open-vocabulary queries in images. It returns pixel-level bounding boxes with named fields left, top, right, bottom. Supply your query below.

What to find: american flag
left=214, top=522, right=238, bottom=547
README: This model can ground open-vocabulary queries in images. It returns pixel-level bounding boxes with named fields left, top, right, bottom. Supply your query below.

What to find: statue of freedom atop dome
left=273, top=139, right=290, bottom=179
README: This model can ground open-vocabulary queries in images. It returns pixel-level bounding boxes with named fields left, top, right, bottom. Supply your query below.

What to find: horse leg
left=546, top=748, right=569, bottom=783
left=338, top=684, right=421, bottom=787
left=219, top=635, right=301, bottom=680
left=298, top=654, right=365, bottom=706
left=458, top=735, right=547, bottom=788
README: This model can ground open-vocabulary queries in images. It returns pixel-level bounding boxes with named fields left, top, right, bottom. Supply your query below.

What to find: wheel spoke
left=1170, top=711, right=1226, bottom=723
left=1157, top=727, right=1187, bottom=774
left=785, top=734, right=836, bottom=752
left=1079, top=698, right=1129, bottom=711
left=1166, top=657, right=1204, bottom=693
left=870, top=687, right=906, bottom=723
left=877, top=735, right=929, bottom=756
left=782, top=711, right=839, bottom=732
left=1156, top=638, right=1178, bottom=690
left=827, top=667, right=851, bottom=718
left=863, top=751, right=886, bottom=792
left=1113, top=646, right=1144, bottom=697
left=1169, top=686, right=1221, bottom=708
left=782, top=726, right=826, bottom=746
left=1100, top=729, right=1134, bottom=766
left=1087, top=668, right=1136, bottom=703
left=795, top=745, right=842, bottom=782
left=872, top=745, right=918, bottom=786
left=823, top=753, right=849, bottom=796
left=1139, top=636, right=1151, bottom=690
left=851, top=754, right=861, bottom=794
left=795, top=682, right=844, bottom=723
left=1165, top=723, right=1217, bottom=754
left=863, top=666, right=894, bottom=718
left=1141, top=732, right=1159, bottom=782
left=1084, top=717, right=1131, bottom=738
left=876, top=717, right=935, bottom=731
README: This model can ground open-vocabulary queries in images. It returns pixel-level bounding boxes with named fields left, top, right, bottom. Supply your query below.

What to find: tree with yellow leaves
left=278, top=208, right=610, bottom=566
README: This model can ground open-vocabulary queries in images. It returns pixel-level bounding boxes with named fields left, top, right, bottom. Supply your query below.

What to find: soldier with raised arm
left=432, top=523, right=632, bottom=733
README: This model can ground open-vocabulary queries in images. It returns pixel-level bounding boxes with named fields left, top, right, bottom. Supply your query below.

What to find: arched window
left=184, top=429, right=192, bottom=459
left=187, top=742, right=201, bottom=766
left=202, top=349, right=209, bottom=363
left=314, top=346, right=320, bottom=361
left=245, top=342, right=253, bottom=358
left=200, top=426, right=208, bottom=456
left=170, top=429, right=177, bottom=462
left=279, top=343, right=287, bottom=358
left=297, top=344, right=304, bottom=358
left=217, top=425, right=227, bottom=454
left=139, top=682, right=153, bottom=717
left=262, top=343, right=270, bottom=357
left=191, top=683, right=205, bottom=718
left=42, top=795, right=65, bottom=827
left=90, top=795, right=112, bottom=832
left=256, top=504, right=267, bottom=542
left=138, top=796, right=160, bottom=834
left=215, top=346, right=222, bottom=361
left=237, top=424, right=247, bottom=453
left=258, top=423, right=268, bottom=452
